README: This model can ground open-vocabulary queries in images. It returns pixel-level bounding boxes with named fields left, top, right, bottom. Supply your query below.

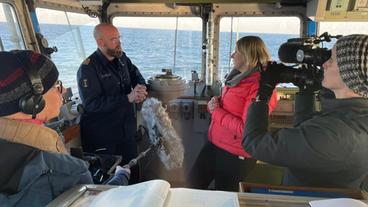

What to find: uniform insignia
left=83, top=79, right=88, bottom=88
left=100, top=73, right=112, bottom=78
left=82, top=58, right=90, bottom=65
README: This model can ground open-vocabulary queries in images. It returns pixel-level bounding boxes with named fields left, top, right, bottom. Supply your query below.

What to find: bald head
left=93, top=23, right=118, bottom=40
left=93, top=23, right=123, bottom=60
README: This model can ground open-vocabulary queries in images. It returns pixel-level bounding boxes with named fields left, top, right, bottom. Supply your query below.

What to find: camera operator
left=242, top=34, right=368, bottom=189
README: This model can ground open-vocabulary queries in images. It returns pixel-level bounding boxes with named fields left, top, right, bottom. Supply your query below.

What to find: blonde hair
left=236, top=36, right=271, bottom=69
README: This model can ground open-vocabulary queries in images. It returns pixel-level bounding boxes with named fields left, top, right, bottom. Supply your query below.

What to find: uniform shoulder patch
left=82, top=78, right=88, bottom=88
left=82, top=58, right=91, bottom=65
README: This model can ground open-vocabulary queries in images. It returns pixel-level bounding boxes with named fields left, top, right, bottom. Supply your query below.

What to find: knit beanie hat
left=335, top=34, right=368, bottom=98
left=0, top=50, right=59, bottom=116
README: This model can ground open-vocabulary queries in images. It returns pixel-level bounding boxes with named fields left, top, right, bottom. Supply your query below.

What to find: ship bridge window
left=319, top=21, right=368, bottom=48
left=113, top=17, right=202, bottom=81
left=36, top=8, right=99, bottom=95
left=0, top=2, right=25, bottom=51
left=219, top=17, right=300, bottom=79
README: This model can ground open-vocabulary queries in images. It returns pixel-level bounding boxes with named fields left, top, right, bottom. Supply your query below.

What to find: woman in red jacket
left=189, top=36, right=277, bottom=191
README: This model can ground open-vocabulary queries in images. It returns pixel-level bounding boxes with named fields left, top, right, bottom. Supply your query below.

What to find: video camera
left=273, top=32, right=341, bottom=91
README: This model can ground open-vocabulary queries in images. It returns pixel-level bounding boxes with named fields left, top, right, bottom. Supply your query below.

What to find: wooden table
left=238, top=182, right=368, bottom=206
left=238, top=192, right=320, bottom=207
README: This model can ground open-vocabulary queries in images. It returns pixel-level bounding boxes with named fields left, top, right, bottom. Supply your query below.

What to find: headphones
left=13, top=51, right=45, bottom=118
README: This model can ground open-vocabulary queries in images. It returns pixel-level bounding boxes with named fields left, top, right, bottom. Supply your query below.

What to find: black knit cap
left=335, top=34, right=368, bottom=98
left=0, top=50, right=59, bottom=116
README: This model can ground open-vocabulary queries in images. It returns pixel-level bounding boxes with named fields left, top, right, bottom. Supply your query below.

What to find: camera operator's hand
left=295, top=69, right=323, bottom=94
left=257, top=61, right=284, bottom=102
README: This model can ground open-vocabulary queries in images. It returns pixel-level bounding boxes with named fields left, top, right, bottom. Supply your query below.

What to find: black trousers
left=82, top=140, right=140, bottom=185
left=188, top=142, right=256, bottom=192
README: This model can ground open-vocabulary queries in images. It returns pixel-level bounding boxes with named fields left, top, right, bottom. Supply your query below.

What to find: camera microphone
left=140, top=98, right=184, bottom=170
left=296, top=48, right=331, bottom=66
left=278, top=42, right=331, bottom=66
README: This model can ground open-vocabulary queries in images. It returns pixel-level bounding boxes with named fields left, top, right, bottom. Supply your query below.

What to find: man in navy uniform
left=77, top=23, right=147, bottom=184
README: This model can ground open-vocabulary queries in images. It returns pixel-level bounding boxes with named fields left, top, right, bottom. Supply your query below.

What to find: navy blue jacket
left=0, top=139, right=93, bottom=207
left=0, top=139, right=129, bottom=207
left=77, top=49, right=145, bottom=145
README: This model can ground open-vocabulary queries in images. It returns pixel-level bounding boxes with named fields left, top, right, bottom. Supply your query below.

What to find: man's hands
left=208, top=96, right=220, bottom=114
left=128, top=84, right=148, bottom=103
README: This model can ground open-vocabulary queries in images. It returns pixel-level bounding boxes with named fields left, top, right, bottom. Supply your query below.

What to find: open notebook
left=309, top=198, right=368, bottom=207
left=87, top=180, right=240, bottom=207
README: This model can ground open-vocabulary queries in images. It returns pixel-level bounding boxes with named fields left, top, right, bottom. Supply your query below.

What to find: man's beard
left=106, top=46, right=122, bottom=58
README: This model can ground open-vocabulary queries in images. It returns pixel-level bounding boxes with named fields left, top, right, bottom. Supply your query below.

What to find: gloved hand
left=294, top=68, right=323, bottom=94
left=257, top=61, right=285, bottom=102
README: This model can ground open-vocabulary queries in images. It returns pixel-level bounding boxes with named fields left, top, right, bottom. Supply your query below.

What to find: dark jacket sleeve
left=77, top=63, right=130, bottom=113
left=125, top=56, right=146, bottom=87
left=293, top=93, right=316, bottom=126
left=242, top=100, right=350, bottom=171
left=106, top=170, right=130, bottom=186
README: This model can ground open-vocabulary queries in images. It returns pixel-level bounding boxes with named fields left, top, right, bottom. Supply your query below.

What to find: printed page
left=89, top=180, right=170, bottom=207
left=309, top=198, right=368, bottom=207
left=163, top=188, right=240, bottom=207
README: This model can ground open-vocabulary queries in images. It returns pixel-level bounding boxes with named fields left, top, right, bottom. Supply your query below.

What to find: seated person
left=0, top=50, right=130, bottom=207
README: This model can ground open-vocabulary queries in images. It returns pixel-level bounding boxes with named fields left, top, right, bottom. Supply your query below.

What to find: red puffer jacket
left=208, top=71, right=277, bottom=158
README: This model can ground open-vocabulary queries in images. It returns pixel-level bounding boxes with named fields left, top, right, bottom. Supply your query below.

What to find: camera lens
left=296, top=50, right=305, bottom=63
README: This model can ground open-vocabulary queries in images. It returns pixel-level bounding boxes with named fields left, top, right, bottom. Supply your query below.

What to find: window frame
left=0, top=1, right=26, bottom=51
